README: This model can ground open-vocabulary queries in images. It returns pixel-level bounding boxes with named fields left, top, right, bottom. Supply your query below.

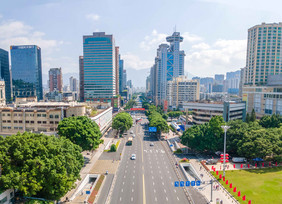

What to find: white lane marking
left=153, top=182, right=155, bottom=186
left=166, top=197, right=168, bottom=201
left=133, top=170, right=135, bottom=173
left=124, top=175, right=126, bottom=178
left=155, top=197, right=157, bottom=202
left=159, top=171, right=161, bottom=173
left=121, top=188, right=123, bottom=192
left=123, top=182, right=125, bottom=185
left=166, top=166, right=168, bottom=169
left=126, top=165, right=128, bottom=168
left=133, top=175, right=135, bottom=179
left=154, top=189, right=156, bottom=193
left=162, top=182, right=164, bottom=185
left=156, top=150, right=158, bottom=153
left=161, top=176, right=163, bottom=179
left=125, top=170, right=127, bottom=173
left=120, top=197, right=122, bottom=201
left=151, top=170, right=153, bottom=174
left=132, top=189, right=134, bottom=192
left=150, top=166, right=152, bottom=168
left=169, top=176, right=171, bottom=180
left=133, top=182, right=134, bottom=185
left=152, top=176, right=154, bottom=179
left=177, top=197, right=179, bottom=201
left=131, top=197, right=133, bottom=202
left=174, top=189, right=176, bottom=193
left=167, top=171, right=169, bottom=173
left=134, top=166, right=136, bottom=168
left=164, top=189, right=166, bottom=193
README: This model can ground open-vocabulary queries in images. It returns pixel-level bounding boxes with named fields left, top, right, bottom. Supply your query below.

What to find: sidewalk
left=60, top=136, right=114, bottom=202
left=189, top=159, right=238, bottom=204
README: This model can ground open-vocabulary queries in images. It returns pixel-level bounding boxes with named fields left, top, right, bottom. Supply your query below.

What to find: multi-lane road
left=110, top=115, right=190, bottom=204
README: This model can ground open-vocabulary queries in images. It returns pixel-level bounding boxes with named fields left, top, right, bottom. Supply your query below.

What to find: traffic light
left=220, top=153, right=229, bottom=163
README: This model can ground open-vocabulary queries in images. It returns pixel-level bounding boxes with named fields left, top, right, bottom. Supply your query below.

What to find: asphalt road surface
left=110, top=114, right=190, bottom=204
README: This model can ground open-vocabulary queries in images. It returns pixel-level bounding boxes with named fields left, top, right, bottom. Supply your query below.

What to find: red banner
left=130, top=108, right=145, bottom=111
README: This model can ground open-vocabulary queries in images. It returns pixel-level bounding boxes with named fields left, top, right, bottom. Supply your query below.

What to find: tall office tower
left=226, top=70, right=240, bottom=94
left=10, top=45, right=43, bottom=100
left=115, top=47, right=119, bottom=95
left=79, top=56, right=84, bottom=101
left=119, top=55, right=124, bottom=93
left=127, top=80, right=132, bottom=88
left=154, top=32, right=185, bottom=105
left=49, top=68, right=63, bottom=92
left=122, top=70, right=127, bottom=90
left=0, top=48, right=11, bottom=101
left=214, top=74, right=224, bottom=84
left=146, top=75, right=151, bottom=94
left=245, top=22, right=282, bottom=85
left=83, top=32, right=117, bottom=106
left=70, top=76, right=78, bottom=92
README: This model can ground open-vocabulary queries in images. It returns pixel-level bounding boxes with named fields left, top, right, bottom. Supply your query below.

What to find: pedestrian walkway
left=189, top=159, right=239, bottom=204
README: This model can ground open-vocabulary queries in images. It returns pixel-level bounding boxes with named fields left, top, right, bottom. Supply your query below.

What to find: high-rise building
left=245, top=22, right=282, bottom=85
left=10, top=45, right=43, bottom=100
left=122, top=70, right=127, bottom=91
left=49, top=68, right=63, bottom=92
left=0, top=80, right=5, bottom=106
left=79, top=56, right=84, bottom=102
left=214, top=74, right=224, bottom=84
left=153, top=32, right=185, bottom=105
left=239, top=67, right=246, bottom=97
left=70, top=76, right=78, bottom=92
left=146, top=76, right=151, bottom=94
left=167, top=76, right=199, bottom=108
left=83, top=32, right=118, bottom=108
left=119, top=55, right=124, bottom=93
left=115, top=47, right=119, bottom=95
left=0, top=48, right=11, bottom=101
left=127, top=80, right=132, bottom=88
left=226, top=70, right=240, bottom=94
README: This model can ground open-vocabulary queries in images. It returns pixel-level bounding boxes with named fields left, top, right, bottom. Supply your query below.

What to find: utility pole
left=185, top=108, right=188, bottom=131
left=210, top=179, right=213, bottom=203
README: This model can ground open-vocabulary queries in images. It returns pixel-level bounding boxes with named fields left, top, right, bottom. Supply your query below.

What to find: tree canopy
left=259, top=114, right=282, bottom=128
left=0, top=132, right=84, bottom=200
left=112, top=112, right=133, bottom=133
left=167, top=111, right=183, bottom=120
left=146, top=105, right=169, bottom=133
left=124, top=99, right=137, bottom=110
left=57, top=116, right=103, bottom=151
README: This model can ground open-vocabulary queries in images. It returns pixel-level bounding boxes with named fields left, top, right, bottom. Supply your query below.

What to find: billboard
left=130, top=108, right=145, bottom=111
left=164, top=100, right=168, bottom=111
left=149, top=127, right=157, bottom=132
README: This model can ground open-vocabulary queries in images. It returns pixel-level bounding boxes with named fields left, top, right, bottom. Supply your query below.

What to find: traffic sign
left=191, top=181, right=195, bottom=186
left=186, top=181, right=190, bottom=186
left=196, top=181, right=201, bottom=186
left=170, top=144, right=173, bottom=147
left=86, top=191, right=90, bottom=195
left=149, top=127, right=157, bottom=132
left=180, top=181, right=184, bottom=187
left=174, top=181, right=179, bottom=187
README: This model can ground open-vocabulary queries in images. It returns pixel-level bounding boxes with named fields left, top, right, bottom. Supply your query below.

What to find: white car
left=132, top=134, right=136, bottom=138
left=131, top=154, right=136, bottom=160
left=130, top=130, right=134, bottom=134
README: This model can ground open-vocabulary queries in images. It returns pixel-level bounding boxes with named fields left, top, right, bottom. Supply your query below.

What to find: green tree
left=124, top=99, right=137, bottom=110
left=259, top=114, right=282, bottom=128
left=58, top=116, right=102, bottom=151
left=167, top=111, right=183, bottom=121
left=149, top=117, right=169, bottom=133
left=0, top=132, right=84, bottom=200
left=112, top=112, right=133, bottom=134
left=110, top=144, right=117, bottom=152
left=246, top=113, right=250, bottom=123
left=250, top=109, right=256, bottom=122
left=162, top=114, right=168, bottom=120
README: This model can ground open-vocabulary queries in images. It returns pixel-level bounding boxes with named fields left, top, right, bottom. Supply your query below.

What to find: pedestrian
left=200, top=166, right=202, bottom=171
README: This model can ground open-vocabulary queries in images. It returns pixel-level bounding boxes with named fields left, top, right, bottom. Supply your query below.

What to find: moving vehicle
left=150, top=143, right=154, bottom=146
left=132, top=134, right=135, bottom=138
left=232, top=157, right=246, bottom=163
left=131, top=154, right=136, bottom=160
left=130, top=130, right=134, bottom=134
left=206, top=159, right=219, bottom=164
left=127, top=137, right=133, bottom=145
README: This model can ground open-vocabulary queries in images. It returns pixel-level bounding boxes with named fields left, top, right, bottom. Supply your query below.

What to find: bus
left=127, top=137, right=133, bottom=145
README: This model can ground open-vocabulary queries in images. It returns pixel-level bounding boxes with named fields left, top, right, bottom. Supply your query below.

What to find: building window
left=37, top=121, right=42, bottom=124
left=26, top=121, right=29, bottom=123
left=254, top=94, right=261, bottom=113
left=277, top=100, right=282, bottom=115
left=42, top=114, right=47, bottom=117
left=55, top=121, right=59, bottom=124
left=50, top=121, right=54, bottom=124
left=49, top=115, right=53, bottom=118
left=265, top=98, right=273, bottom=114
left=14, top=120, right=18, bottom=123
left=55, top=115, right=59, bottom=119
left=37, top=114, right=41, bottom=117
left=19, top=121, right=22, bottom=123
left=0, top=196, right=7, bottom=204
left=43, top=121, right=47, bottom=124
left=31, top=121, right=34, bottom=124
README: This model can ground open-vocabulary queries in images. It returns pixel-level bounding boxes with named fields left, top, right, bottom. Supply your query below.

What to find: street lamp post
left=221, top=125, right=230, bottom=177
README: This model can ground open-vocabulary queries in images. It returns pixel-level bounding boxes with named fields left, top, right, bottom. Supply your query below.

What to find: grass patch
left=211, top=166, right=282, bottom=204
left=115, top=139, right=121, bottom=149
left=88, top=174, right=105, bottom=204
left=179, top=158, right=189, bottom=163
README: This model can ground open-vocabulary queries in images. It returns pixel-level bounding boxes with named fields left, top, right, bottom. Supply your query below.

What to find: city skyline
left=1, top=0, right=282, bottom=87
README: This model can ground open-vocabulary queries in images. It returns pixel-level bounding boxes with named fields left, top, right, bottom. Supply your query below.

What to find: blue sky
left=1, top=0, right=282, bottom=87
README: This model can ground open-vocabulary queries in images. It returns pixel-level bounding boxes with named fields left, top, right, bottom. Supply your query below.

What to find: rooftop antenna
left=174, top=25, right=177, bottom=32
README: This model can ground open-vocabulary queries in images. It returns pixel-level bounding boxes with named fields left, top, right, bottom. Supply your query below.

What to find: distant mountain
left=43, top=72, right=79, bottom=86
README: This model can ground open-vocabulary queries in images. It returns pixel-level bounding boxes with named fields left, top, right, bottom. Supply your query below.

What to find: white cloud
left=123, top=53, right=153, bottom=70
left=182, top=32, right=203, bottom=43
left=140, top=30, right=168, bottom=51
left=86, top=13, right=100, bottom=21
left=186, top=39, right=246, bottom=77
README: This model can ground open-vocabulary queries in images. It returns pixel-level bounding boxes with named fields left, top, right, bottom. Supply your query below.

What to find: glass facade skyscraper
left=83, top=32, right=116, bottom=100
left=10, top=45, right=43, bottom=100
left=119, top=55, right=124, bottom=93
left=0, top=48, right=11, bottom=101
